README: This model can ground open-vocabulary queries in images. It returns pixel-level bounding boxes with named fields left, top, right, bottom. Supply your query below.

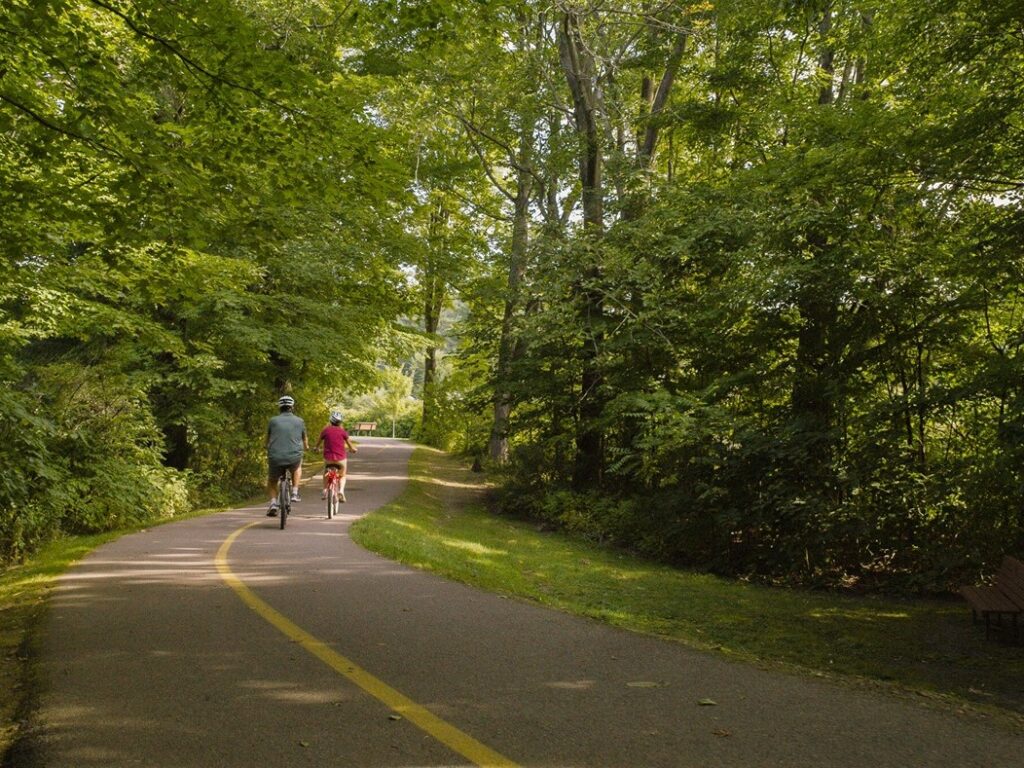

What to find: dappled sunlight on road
left=543, top=679, right=597, bottom=691
left=344, top=474, right=408, bottom=482
left=237, top=679, right=358, bottom=705
left=36, top=437, right=512, bottom=766
left=49, top=547, right=225, bottom=607
left=38, top=662, right=425, bottom=766
left=148, top=549, right=205, bottom=557
left=41, top=702, right=198, bottom=764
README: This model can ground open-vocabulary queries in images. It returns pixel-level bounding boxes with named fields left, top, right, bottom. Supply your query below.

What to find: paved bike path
left=23, top=438, right=1023, bottom=766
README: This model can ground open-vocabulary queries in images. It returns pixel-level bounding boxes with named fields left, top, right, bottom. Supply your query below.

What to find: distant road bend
left=20, top=437, right=1022, bottom=767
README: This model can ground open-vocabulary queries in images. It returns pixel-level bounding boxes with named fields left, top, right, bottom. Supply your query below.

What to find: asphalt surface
left=20, top=437, right=1024, bottom=767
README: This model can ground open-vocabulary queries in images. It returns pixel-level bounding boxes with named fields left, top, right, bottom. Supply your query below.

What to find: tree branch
left=459, top=121, right=517, bottom=203
left=639, top=29, right=688, bottom=167
left=87, top=0, right=303, bottom=118
left=446, top=105, right=546, bottom=192
left=0, top=92, right=136, bottom=167
left=444, top=185, right=512, bottom=223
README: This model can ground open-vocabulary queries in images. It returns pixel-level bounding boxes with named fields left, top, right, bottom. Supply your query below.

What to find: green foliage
left=0, top=0, right=413, bottom=562
left=337, top=368, right=421, bottom=438
left=416, top=0, right=1024, bottom=592
left=4, top=0, right=1024, bottom=595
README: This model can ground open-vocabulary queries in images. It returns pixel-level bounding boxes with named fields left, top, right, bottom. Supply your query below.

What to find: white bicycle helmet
left=329, top=411, right=343, bottom=425
left=278, top=395, right=295, bottom=408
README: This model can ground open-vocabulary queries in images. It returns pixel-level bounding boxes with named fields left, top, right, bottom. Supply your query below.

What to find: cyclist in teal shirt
left=265, top=395, right=308, bottom=516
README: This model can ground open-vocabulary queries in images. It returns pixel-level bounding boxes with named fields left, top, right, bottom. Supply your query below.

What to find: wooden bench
left=960, top=555, right=1024, bottom=642
left=352, top=421, right=377, bottom=436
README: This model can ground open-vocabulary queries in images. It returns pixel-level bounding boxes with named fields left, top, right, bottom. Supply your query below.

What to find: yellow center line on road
left=215, top=522, right=521, bottom=768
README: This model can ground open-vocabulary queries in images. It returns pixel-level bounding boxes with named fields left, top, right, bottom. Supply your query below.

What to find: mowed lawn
left=352, top=447, right=1024, bottom=726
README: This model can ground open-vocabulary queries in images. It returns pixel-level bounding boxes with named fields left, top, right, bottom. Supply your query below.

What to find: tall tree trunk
left=155, top=337, right=192, bottom=471
left=915, top=337, right=928, bottom=467
left=637, top=31, right=688, bottom=172
left=560, top=13, right=603, bottom=229
left=161, top=422, right=190, bottom=471
left=488, top=134, right=533, bottom=464
left=790, top=6, right=838, bottom=486
left=560, top=10, right=605, bottom=488
left=420, top=203, right=448, bottom=446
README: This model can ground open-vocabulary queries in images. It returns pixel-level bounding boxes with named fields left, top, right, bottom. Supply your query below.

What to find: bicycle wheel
left=326, top=486, right=335, bottom=519
left=279, top=474, right=290, bottom=530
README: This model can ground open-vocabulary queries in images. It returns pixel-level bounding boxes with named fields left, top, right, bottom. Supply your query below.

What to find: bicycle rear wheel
left=279, top=475, right=290, bottom=530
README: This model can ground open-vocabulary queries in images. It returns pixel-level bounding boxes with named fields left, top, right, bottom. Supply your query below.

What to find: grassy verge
left=352, top=446, right=1024, bottom=727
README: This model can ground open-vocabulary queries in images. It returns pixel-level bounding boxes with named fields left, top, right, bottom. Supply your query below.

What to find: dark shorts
left=324, top=459, right=347, bottom=470
left=268, top=459, right=301, bottom=484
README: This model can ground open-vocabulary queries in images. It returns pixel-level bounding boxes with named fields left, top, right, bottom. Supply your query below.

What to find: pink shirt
left=319, top=425, right=350, bottom=462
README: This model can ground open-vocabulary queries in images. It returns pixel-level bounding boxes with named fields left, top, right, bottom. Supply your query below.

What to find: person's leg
left=266, top=463, right=280, bottom=514
left=339, top=459, right=348, bottom=499
left=267, top=462, right=277, bottom=502
left=291, top=461, right=302, bottom=499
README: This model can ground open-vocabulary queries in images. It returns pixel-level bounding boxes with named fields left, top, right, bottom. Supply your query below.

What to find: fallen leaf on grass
left=712, top=729, right=732, bottom=738
left=698, top=698, right=717, bottom=706
left=388, top=714, right=402, bottom=721
left=299, top=741, right=310, bottom=748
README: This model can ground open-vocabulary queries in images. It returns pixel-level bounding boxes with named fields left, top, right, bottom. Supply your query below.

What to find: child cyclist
left=315, top=411, right=357, bottom=502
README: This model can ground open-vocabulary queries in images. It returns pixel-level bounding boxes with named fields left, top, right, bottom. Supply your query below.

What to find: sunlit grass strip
left=352, top=447, right=1024, bottom=725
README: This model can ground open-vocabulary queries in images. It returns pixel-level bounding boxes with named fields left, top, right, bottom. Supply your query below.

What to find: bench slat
left=1000, top=581, right=1024, bottom=607
left=960, top=585, right=1020, bottom=614
left=998, top=556, right=1024, bottom=605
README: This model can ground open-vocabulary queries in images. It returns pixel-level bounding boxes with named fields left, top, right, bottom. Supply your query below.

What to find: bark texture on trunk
left=560, top=10, right=606, bottom=488
left=790, top=6, right=838, bottom=483
left=488, top=149, right=532, bottom=464
left=420, top=203, right=448, bottom=445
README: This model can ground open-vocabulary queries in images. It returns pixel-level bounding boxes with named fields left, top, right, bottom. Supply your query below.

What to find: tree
left=0, top=0, right=412, bottom=560
left=380, top=368, right=415, bottom=438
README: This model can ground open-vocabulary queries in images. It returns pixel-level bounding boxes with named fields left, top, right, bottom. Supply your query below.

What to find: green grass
left=352, top=447, right=1024, bottom=727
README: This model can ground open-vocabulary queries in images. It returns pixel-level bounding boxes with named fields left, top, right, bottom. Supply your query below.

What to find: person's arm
left=346, top=437, right=357, bottom=454
left=303, top=428, right=310, bottom=451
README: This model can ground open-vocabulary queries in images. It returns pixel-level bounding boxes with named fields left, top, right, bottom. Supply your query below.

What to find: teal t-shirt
left=267, top=412, right=306, bottom=464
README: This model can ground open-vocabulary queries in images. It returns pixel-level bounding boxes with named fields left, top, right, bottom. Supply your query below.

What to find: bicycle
left=324, top=467, right=340, bottom=519
left=277, top=468, right=293, bottom=530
